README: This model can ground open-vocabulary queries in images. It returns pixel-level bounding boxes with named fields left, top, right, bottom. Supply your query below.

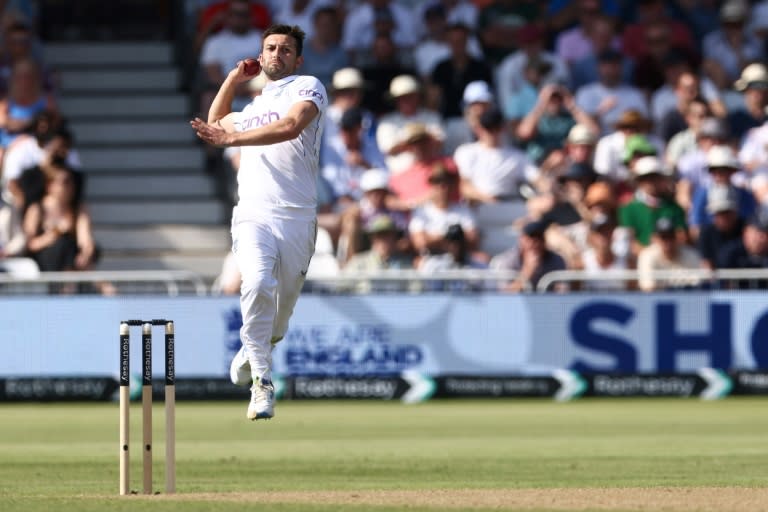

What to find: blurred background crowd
left=3, top=0, right=768, bottom=294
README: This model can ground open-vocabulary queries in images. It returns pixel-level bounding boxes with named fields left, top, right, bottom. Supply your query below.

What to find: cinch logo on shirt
left=238, top=110, right=281, bottom=130
left=299, top=89, right=324, bottom=103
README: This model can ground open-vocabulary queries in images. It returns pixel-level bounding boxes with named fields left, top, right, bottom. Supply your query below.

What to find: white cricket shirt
left=233, top=74, right=327, bottom=217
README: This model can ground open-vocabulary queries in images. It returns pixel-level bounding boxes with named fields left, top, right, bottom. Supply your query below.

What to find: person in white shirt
left=191, top=24, right=327, bottom=422
left=575, top=49, right=648, bottom=134
left=454, top=107, right=539, bottom=204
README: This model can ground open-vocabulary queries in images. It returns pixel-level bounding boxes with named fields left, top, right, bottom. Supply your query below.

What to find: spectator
left=574, top=49, right=648, bottom=135
left=322, top=107, right=386, bottom=206
left=502, top=56, right=553, bottom=131
left=0, top=21, right=54, bottom=96
left=538, top=123, right=598, bottom=181
left=297, top=6, right=348, bottom=90
left=728, top=63, right=768, bottom=143
left=342, top=213, right=415, bottom=293
left=631, top=21, right=699, bottom=95
left=193, top=0, right=270, bottom=53
left=1, top=111, right=79, bottom=209
left=272, top=0, right=336, bottom=41
left=417, top=223, right=489, bottom=292
left=359, top=33, right=417, bottom=116
left=697, top=184, right=745, bottom=270
left=619, top=156, right=687, bottom=255
left=408, top=166, right=480, bottom=260
left=454, top=107, right=539, bottom=205
left=21, top=164, right=110, bottom=294
left=664, top=97, right=710, bottom=168
left=620, top=0, right=695, bottom=62
left=552, top=0, right=605, bottom=67
left=569, top=14, right=632, bottom=91
left=516, top=83, right=598, bottom=165
left=341, top=0, right=418, bottom=66
left=337, top=168, right=410, bottom=264
left=592, top=110, right=663, bottom=185
left=637, top=216, right=702, bottom=292
left=581, top=212, right=633, bottom=291
left=322, top=67, right=376, bottom=160
left=702, top=1, right=764, bottom=86
left=654, top=67, right=725, bottom=142
left=389, top=122, right=457, bottom=208
left=490, top=217, right=567, bottom=292
left=442, top=80, right=494, bottom=156
left=495, top=23, right=569, bottom=117
left=476, top=0, right=543, bottom=67
left=0, top=190, right=27, bottom=259
left=676, top=117, right=731, bottom=213
left=689, top=145, right=755, bottom=239
left=428, top=22, right=493, bottom=120
left=414, top=0, right=479, bottom=37
left=718, top=207, right=768, bottom=287
left=0, top=57, right=57, bottom=153
left=197, top=0, right=263, bottom=117
left=376, top=75, right=443, bottom=175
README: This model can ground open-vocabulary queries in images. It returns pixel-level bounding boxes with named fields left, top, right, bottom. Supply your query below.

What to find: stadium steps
left=45, top=41, right=230, bottom=281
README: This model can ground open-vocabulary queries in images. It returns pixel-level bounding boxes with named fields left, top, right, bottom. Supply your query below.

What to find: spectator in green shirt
left=618, top=155, right=687, bottom=256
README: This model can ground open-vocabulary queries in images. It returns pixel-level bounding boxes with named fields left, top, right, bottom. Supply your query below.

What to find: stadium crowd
left=199, top=0, right=768, bottom=293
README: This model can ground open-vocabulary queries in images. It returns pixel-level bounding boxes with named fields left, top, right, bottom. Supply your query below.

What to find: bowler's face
left=261, top=34, right=302, bottom=81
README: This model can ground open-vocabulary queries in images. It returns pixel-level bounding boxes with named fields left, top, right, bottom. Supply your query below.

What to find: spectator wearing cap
left=728, top=63, right=768, bottom=141
left=454, top=107, right=539, bottom=206
left=295, top=6, right=348, bottom=90
left=702, top=1, right=765, bottom=86
left=407, top=166, right=481, bottom=261
left=618, top=155, right=687, bottom=255
left=322, top=67, right=377, bottom=163
left=490, top=218, right=567, bottom=292
left=689, top=146, right=754, bottom=237
left=654, top=67, right=725, bottom=143
left=717, top=207, right=768, bottom=287
left=359, top=32, right=418, bottom=116
left=569, top=14, right=633, bottom=91
left=495, top=23, right=569, bottom=116
left=664, top=97, right=711, bottom=169
left=697, top=184, right=745, bottom=270
left=637, top=216, right=702, bottom=292
left=593, top=110, right=664, bottom=185
left=574, top=49, right=648, bottom=135
left=388, top=122, right=458, bottom=208
left=676, top=117, right=732, bottom=212
left=337, top=168, right=410, bottom=264
left=342, top=213, right=415, bottom=293
left=476, top=0, right=543, bottom=67
left=428, top=22, right=494, bottom=120
left=538, top=123, right=599, bottom=179
left=341, top=0, right=418, bottom=66
left=375, top=75, right=443, bottom=174
left=516, top=81, right=599, bottom=165
left=413, top=3, right=484, bottom=80
left=442, top=80, right=495, bottom=155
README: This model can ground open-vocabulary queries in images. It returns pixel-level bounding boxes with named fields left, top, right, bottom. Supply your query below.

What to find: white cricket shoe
left=229, top=346, right=251, bottom=386
left=247, top=377, right=275, bottom=420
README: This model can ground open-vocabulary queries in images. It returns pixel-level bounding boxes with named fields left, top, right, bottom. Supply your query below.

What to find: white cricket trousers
left=231, top=206, right=317, bottom=380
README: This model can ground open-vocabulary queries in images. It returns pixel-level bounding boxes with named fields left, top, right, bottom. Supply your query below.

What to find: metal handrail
left=305, top=269, right=531, bottom=291
left=0, top=270, right=209, bottom=296
left=536, top=268, right=768, bottom=292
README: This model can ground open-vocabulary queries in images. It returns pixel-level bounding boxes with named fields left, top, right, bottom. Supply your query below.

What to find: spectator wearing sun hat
left=619, top=156, right=687, bottom=254
left=592, top=110, right=664, bottom=184
left=728, top=63, right=768, bottom=142
left=376, top=74, right=444, bottom=175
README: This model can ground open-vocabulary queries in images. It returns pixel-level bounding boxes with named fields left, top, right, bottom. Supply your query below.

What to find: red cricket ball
left=243, top=58, right=261, bottom=76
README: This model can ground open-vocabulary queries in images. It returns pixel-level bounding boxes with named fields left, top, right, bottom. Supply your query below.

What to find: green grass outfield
left=1, top=398, right=767, bottom=511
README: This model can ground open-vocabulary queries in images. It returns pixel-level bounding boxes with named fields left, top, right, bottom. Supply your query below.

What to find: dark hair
left=262, top=24, right=306, bottom=56
left=313, top=6, right=337, bottom=23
